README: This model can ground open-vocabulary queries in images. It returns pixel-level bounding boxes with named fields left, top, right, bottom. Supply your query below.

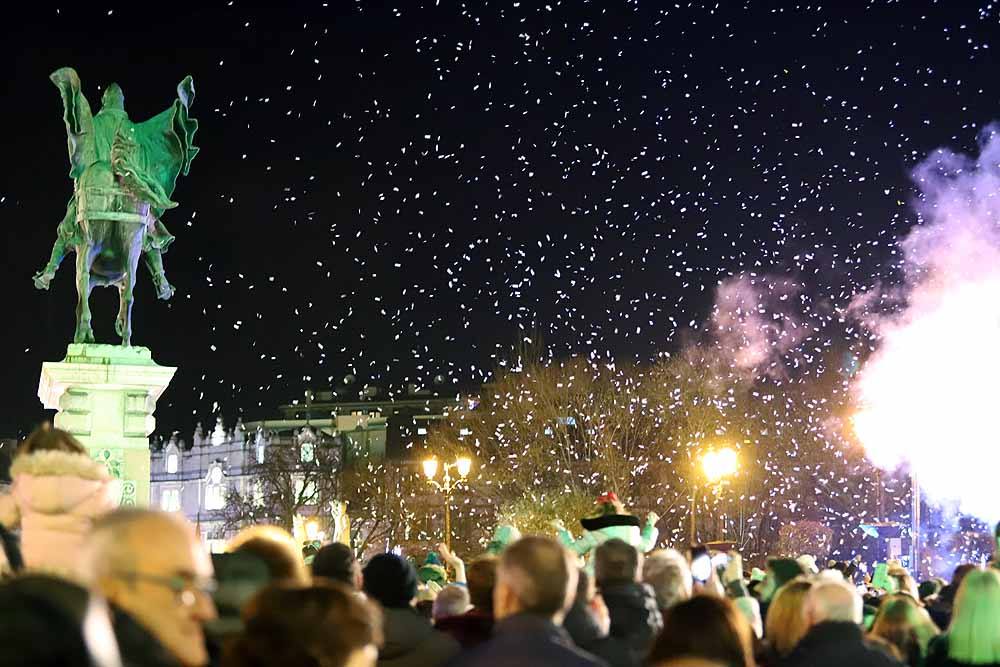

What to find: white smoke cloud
left=711, top=273, right=806, bottom=376
left=853, top=125, right=1000, bottom=523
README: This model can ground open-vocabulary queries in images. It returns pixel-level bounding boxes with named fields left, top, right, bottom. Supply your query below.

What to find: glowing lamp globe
left=422, top=457, right=439, bottom=480
left=456, top=456, right=472, bottom=478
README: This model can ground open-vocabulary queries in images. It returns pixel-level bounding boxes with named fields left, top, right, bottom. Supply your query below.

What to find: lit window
left=459, top=428, right=472, bottom=436
left=166, top=453, right=178, bottom=474
left=161, top=488, right=181, bottom=512
left=205, top=466, right=226, bottom=510
left=256, top=442, right=265, bottom=464
left=301, top=442, right=315, bottom=463
left=417, top=427, right=428, bottom=436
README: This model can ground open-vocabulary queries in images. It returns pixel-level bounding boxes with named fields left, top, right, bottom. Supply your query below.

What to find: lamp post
left=689, top=446, right=738, bottom=544
left=422, top=456, right=472, bottom=550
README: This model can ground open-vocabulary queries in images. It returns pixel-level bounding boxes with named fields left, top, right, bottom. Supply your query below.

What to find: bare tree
left=222, top=428, right=341, bottom=535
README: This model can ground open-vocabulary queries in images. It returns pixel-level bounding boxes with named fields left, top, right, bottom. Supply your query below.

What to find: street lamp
left=423, top=455, right=473, bottom=550
left=690, top=446, right=739, bottom=543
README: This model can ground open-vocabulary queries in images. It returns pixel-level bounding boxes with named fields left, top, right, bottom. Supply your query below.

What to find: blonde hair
left=765, top=578, right=814, bottom=657
left=869, top=594, right=939, bottom=665
left=948, top=568, right=1000, bottom=664
left=227, top=525, right=310, bottom=585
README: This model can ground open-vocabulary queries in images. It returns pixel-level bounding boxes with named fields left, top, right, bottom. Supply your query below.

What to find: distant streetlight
left=423, top=456, right=473, bottom=550
left=690, top=446, right=739, bottom=543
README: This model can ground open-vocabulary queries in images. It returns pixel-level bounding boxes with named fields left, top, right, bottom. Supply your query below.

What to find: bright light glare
left=702, top=447, right=738, bottom=483
left=422, top=457, right=439, bottom=480
left=456, top=456, right=472, bottom=477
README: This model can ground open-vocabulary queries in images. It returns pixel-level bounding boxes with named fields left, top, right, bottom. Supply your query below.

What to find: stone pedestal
left=38, top=344, right=177, bottom=507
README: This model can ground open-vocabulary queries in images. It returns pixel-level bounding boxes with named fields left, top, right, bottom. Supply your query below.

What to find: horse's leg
left=120, top=231, right=143, bottom=347
left=115, top=284, right=126, bottom=338
left=74, top=243, right=96, bottom=344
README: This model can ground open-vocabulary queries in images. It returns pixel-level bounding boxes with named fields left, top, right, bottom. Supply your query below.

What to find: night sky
left=1, top=1, right=995, bottom=438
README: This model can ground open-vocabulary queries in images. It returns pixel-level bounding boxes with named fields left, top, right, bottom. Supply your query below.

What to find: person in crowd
left=433, top=584, right=471, bottom=622
left=206, top=550, right=273, bottom=663
left=452, top=535, right=607, bottom=667
left=0, top=572, right=123, bottom=667
left=918, top=579, right=945, bottom=605
left=224, top=580, right=382, bottom=667
left=646, top=595, right=754, bottom=667
left=642, top=549, right=692, bottom=615
left=888, top=565, right=921, bottom=601
left=927, top=565, right=976, bottom=630
left=925, top=568, right=1000, bottom=667
left=755, top=557, right=807, bottom=620
left=780, top=579, right=902, bottom=667
left=0, top=426, right=118, bottom=579
left=869, top=594, right=940, bottom=667
left=760, top=578, right=813, bottom=665
left=593, top=538, right=662, bottom=664
left=81, top=508, right=219, bottom=667
left=227, top=525, right=310, bottom=584
left=435, top=555, right=497, bottom=649
left=564, top=567, right=633, bottom=667
left=313, top=542, right=363, bottom=589
left=362, top=552, right=459, bottom=667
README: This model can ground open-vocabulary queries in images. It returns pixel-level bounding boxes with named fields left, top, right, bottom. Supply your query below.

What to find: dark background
left=2, top=1, right=995, bottom=437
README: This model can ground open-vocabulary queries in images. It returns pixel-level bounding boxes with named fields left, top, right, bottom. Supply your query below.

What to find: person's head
left=312, top=543, right=361, bottom=589
left=870, top=594, right=939, bottom=666
left=647, top=595, right=754, bottom=667
left=643, top=549, right=693, bottom=612
left=804, top=579, right=863, bottom=627
left=16, top=425, right=87, bottom=457
left=433, top=584, right=471, bottom=621
left=948, top=568, right=1000, bottom=664
left=362, top=553, right=419, bottom=609
left=101, top=83, right=125, bottom=111
left=594, top=538, right=640, bottom=587
left=82, top=509, right=217, bottom=667
left=765, top=578, right=814, bottom=656
left=889, top=571, right=920, bottom=600
left=494, top=536, right=576, bottom=624
left=760, top=558, right=806, bottom=602
left=227, top=525, right=309, bottom=585
left=466, top=555, right=497, bottom=611
left=918, top=579, right=942, bottom=602
left=225, top=580, right=382, bottom=667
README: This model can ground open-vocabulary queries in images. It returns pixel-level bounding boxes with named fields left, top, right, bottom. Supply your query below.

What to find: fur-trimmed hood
left=10, top=450, right=111, bottom=481
left=1, top=450, right=118, bottom=528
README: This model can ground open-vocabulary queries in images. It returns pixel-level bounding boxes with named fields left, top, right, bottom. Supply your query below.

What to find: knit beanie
left=363, top=553, right=418, bottom=608
left=767, top=557, right=806, bottom=589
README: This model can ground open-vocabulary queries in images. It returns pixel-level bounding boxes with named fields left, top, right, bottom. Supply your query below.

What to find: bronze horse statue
left=34, top=68, right=198, bottom=346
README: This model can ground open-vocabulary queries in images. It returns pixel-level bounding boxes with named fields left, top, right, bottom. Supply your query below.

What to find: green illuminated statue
left=34, top=67, right=198, bottom=346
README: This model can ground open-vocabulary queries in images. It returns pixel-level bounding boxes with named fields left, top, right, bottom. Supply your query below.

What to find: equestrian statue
left=33, top=67, right=198, bottom=346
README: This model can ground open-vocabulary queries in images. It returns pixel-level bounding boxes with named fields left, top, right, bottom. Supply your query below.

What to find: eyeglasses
left=113, top=571, right=218, bottom=607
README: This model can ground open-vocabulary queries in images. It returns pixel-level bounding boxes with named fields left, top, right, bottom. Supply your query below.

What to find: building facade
left=150, top=391, right=461, bottom=550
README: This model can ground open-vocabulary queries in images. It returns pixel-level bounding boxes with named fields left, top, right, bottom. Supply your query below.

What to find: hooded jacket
left=377, top=606, right=459, bottom=667
left=599, top=581, right=663, bottom=665
left=0, top=450, right=119, bottom=579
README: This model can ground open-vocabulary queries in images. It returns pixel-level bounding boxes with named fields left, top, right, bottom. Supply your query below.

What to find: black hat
left=363, top=553, right=418, bottom=608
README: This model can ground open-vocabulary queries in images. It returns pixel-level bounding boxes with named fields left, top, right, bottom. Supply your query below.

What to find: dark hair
left=648, top=595, right=754, bottom=667
left=312, top=543, right=357, bottom=586
left=225, top=580, right=381, bottom=667
left=500, top=536, right=573, bottom=617
left=594, top=538, right=639, bottom=586
left=17, top=426, right=86, bottom=457
left=467, top=555, right=497, bottom=610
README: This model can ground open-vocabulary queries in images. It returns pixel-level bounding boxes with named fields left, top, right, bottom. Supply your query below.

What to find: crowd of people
left=2, top=426, right=1000, bottom=667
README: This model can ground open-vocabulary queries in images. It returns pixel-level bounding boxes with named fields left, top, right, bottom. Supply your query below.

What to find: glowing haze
left=853, top=127, right=1000, bottom=523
